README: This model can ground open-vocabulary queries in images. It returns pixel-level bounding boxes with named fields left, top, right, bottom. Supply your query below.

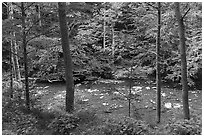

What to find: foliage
left=48, top=114, right=80, bottom=135
left=2, top=94, right=39, bottom=134
left=165, top=118, right=202, bottom=135
left=2, top=2, right=202, bottom=134
left=95, top=117, right=151, bottom=135
left=76, top=109, right=97, bottom=123
left=2, top=2, right=201, bottom=88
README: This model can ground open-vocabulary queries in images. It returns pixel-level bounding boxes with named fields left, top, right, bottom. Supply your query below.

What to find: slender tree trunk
left=156, top=2, right=161, bottom=123
left=174, top=2, right=190, bottom=120
left=58, top=2, right=75, bottom=113
left=8, top=2, right=21, bottom=98
left=10, top=41, right=14, bottom=98
left=36, top=4, right=41, bottom=27
left=38, top=5, right=41, bottom=27
left=12, top=33, right=21, bottom=81
left=9, top=3, right=14, bottom=98
left=21, top=2, right=30, bottom=111
left=111, top=23, right=115, bottom=57
left=128, top=62, right=133, bottom=117
left=103, top=3, right=106, bottom=51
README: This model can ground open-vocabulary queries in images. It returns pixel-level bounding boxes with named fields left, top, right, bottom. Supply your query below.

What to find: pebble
left=102, top=102, right=109, bottom=106
left=146, top=87, right=150, bottom=90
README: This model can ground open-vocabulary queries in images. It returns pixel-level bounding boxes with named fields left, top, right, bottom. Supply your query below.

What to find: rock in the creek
left=146, top=87, right=150, bottom=90
left=173, top=103, right=182, bottom=108
left=82, top=99, right=89, bottom=102
left=132, top=86, right=142, bottom=91
left=102, top=102, right=109, bottom=106
left=164, top=102, right=172, bottom=109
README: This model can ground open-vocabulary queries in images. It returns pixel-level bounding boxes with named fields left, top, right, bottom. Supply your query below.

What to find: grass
left=2, top=79, right=202, bottom=135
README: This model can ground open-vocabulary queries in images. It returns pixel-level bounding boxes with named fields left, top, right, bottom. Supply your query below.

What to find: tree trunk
left=156, top=2, right=161, bottom=123
left=58, top=2, right=75, bottom=113
left=35, top=4, right=41, bottom=27
left=174, top=2, right=190, bottom=120
left=8, top=3, right=14, bottom=98
left=12, top=36, right=21, bottom=81
left=111, top=23, right=115, bottom=57
left=8, top=3, right=20, bottom=81
left=103, top=3, right=106, bottom=51
left=8, top=2, right=22, bottom=98
left=9, top=3, right=21, bottom=82
left=9, top=40, right=14, bottom=98
left=21, top=2, right=30, bottom=111
left=128, top=62, right=133, bottom=117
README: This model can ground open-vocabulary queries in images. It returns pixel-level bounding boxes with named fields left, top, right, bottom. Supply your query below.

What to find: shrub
left=48, top=114, right=80, bottom=135
left=98, top=117, right=150, bottom=135
left=165, top=118, right=202, bottom=135
left=2, top=130, right=16, bottom=135
left=76, top=109, right=97, bottom=124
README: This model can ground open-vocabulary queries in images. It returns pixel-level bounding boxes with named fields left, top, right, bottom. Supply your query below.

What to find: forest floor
left=2, top=78, right=202, bottom=135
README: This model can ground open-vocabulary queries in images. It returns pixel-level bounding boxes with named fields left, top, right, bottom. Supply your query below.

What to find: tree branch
left=68, top=19, right=77, bottom=31
left=182, top=8, right=191, bottom=20
left=146, top=2, right=158, bottom=10
left=24, top=2, right=36, bottom=11
left=25, top=18, right=42, bottom=35
left=2, top=2, right=8, bottom=7
left=11, top=2, right=21, bottom=9
left=25, top=25, right=59, bottom=45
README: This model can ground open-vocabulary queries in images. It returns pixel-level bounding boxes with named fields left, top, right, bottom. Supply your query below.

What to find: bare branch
left=2, top=2, right=8, bottom=7
left=68, top=19, right=77, bottom=31
left=11, top=2, right=21, bottom=9
left=25, top=26, right=58, bottom=45
left=182, top=8, right=191, bottom=20
left=68, top=19, right=80, bottom=35
left=24, top=2, right=36, bottom=11
left=25, top=18, right=42, bottom=35
left=145, top=2, right=158, bottom=10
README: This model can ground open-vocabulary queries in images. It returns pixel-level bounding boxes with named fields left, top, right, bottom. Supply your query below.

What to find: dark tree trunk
left=174, top=2, right=190, bottom=120
left=58, top=2, right=75, bottom=113
left=35, top=4, right=41, bottom=27
left=103, top=16, right=106, bottom=51
left=156, top=2, right=161, bottom=123
left=103, top=2, right=106, bottom=51
left=10, top=41, right=14, bottom=98
left=21, top=2, right=30, bottom=111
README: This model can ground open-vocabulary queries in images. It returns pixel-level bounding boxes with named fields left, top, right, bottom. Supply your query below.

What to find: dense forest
left=2, top=2, right=202, bottom=135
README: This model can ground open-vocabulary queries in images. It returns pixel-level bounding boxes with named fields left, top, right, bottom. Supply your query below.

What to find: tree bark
left=21, top=2, right=30, bottom=111
left=156, top=2, right=161, bottom=123
left=9, top=3, right=21, bottom=82
left=9, top=40, right=14, bottom=98
left=35, top=4, right=41, bottom=27
left=103, top=3, right=106, bottom=51
left=111, top=23, right=115, bottom=57
left=58, top=2, right=75, bottom=113
left=174, top=2, right=190, bottom=120
left=8, top=3, right=14, bottom=98
left=12, top=35, right=21, bottom=81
